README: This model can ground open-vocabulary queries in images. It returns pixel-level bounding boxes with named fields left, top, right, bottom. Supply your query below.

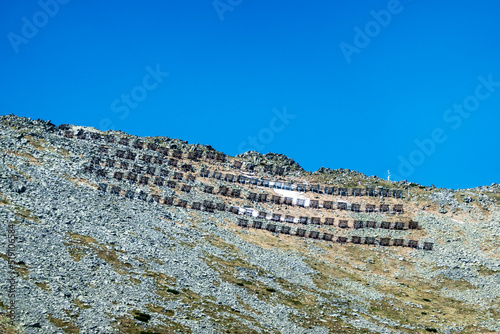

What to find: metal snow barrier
left=216, top=203, right=226, bottom=211
left=142, top=155, right=152, bottom=163
left=231, top=189, right=241, bottom=197
left=408, top=240, right=419, bottom=248
left=394, top=222, right=405, bottom=230
left=168, top=159, right=178, bottom=167
left=154, top=177, right=164, bottom=186
left=393, top=204, right=404, bottom=213
left=96, top=169, right=107, bottom=177
left=250, top=178, right=259, bottom=185
left=352, top=188, right=362, bottom=196
left=380, top=188, right=389, bottom=197
left=121, top=161, right=129, bottom=170
left=310, top=200, right=319, bottom=208
left=173, top=172, right=183, bottom=180
left=233, top=161, right=242, bottom=169
left=186, top=174, right=195, bottom=182
left=271, top=195, right=281, bottom=204
left=296, top=184, right=307, bottom=192
left=324, top=186, right=335, bottom=195
left=337, top=202, right=347, bottom=210
left=181, top=184, right=191, bottom=192
left=106, top=159, right=115, bottom=168
left=351, top=236, right=362, bottom=244
left=172, top=150, right=183, bottom=159
left=98, top=183, right=107, bottom=192
left=238, top=218, right=249, bottom=227
left=267, top=224, right=277, bottom=232
left=324, top=218, right=335, bottom=225
left=187, top=151, right=198, bottom=160
left=119, top=138, right=129, bottom=146
left=285, top=215, right=295, bottom=223
left=393, top=239, right=404, bottom=247
left=380, top=204, right=389, bottom=212
left=125, top=190, right=134, bottom=199
left=238, top=175, right=249, bottom=184
left=261, top=179, right=270, bottom=187
left=213, top=171, right=223, bottom=180
left=219, top=186, right=230, bottom=196
left=275, top=167, right=285, bottom=176
left=296, top=199, right=306, bottom=207
left=258, top=211, right=267, bottom=219
left=366, top=221, right=376, bottom=228
left=409, top=221, right=419, bottom=229
left=167, top=180, right=177, bottom=188
left=64, top=131, right=74, bottom=138
left=337, top=236, right=347, bottom=243
left=296, top=228, right=306, bottom=237
left=351, top=204, right=361, bottom=212
left=206, top=151, right=215, bottom=160
left=252, top=220, right=263, bottom=229
left=323, top=233, right=333, bottom=241
left=339, top=188, right=348, bottom=196
left=229, top=206, right=239, bottom=214
left=147, top=166, right=156, bottom=175
left=353, top=221, right=363, bottom=229
left=200, top=169, right=210, bottom=177
left=114, top=172, right=124, bottom=181
left=153, top=157, right=163, bottom=166
left=151, top=194, right=160, bottom=203
left=203, top=201, right=215, bottom=213
left=244, top=208, right=253, bottom=216
left=310, top=184, right=320, bottom=193
left=309, top=231, right=320, bottom=239
left=204, top=185, right=214, bottom=194
left=364, top=237, right=375, bottom=245
left=247, top=192, right=257, bottom=201
left=84, top=165, right=93, bottom=173
left=264, top=165, right=273, bottom=173
left=271, top=213, right=281, bottom=222
left=245, top=164, right=255, bottom=171
left=338, top=220, right=349, bottom=228
left=380, top=238, right=391, bottom=246
left=191, top=202, right=201, bottom=210
left=284, top=197, right=293, bottom=205
left=163, top=197, right=174, bottom=205
left=99, top=146, right=109, bottom=154
left=311, top=217, right=321, bottom=224
left=392, top=189, right=403, bottom=198
left=365, top=204, right=375, bottom=213
left=323, top=201, right=334, bottom=209
left=281, top=226, right=291, bottom=234
left=380, top=221, right=391, bottom=229
left=423, top=242, right=434, bottom=251
left=366, top=188, right=375, bottom=196
left=298, top=216, right=308, bottom=224
left=176, top=199, right=188, bottom=208
left=127, top=172, right=137, bottom=182
left=258, top=193, right=268, bottom=202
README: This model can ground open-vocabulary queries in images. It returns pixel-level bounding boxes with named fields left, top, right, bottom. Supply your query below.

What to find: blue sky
left=1, top=0, right=499, bottom=189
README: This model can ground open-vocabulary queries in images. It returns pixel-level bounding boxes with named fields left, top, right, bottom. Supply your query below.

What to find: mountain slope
left=0, top=114, right=499, bottom=333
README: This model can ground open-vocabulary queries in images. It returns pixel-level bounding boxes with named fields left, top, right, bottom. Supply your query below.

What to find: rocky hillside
left=0, top=114, right=499, bottom=334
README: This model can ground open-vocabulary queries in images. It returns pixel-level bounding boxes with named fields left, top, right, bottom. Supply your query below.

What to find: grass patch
left=47, top=314, right=80, bottom=333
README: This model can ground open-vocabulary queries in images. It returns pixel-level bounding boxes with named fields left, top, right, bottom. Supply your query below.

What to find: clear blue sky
left=1, top=0, right=499, bottom=189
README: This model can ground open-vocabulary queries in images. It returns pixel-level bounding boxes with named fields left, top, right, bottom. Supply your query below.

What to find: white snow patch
left=273, top=189, right=311, bottom=206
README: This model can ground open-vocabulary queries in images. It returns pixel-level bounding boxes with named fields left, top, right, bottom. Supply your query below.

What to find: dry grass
left=47, top=314, right=80, bottom=333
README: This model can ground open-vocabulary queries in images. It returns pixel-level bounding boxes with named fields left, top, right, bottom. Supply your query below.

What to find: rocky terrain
left=0, top=114, right=499, bottom=333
